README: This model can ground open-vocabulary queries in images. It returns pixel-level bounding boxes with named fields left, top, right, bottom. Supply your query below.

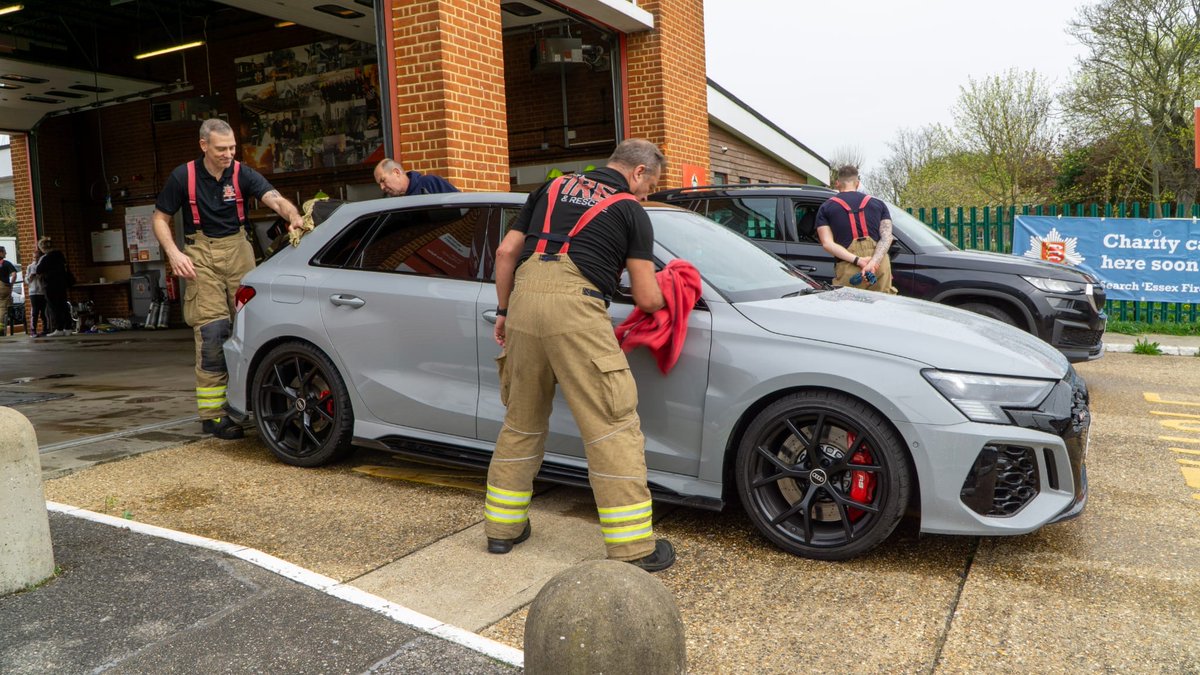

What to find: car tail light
left=234, top=285, right=256, bottom=312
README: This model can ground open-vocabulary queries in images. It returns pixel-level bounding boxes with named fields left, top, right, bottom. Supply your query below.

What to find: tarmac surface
left=2, top=327, right=1199, bottom=673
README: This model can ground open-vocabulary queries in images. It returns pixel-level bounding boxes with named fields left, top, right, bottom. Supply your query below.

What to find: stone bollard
left=524, top=559, right=686, bottom=675
left=0, top=407, right=55, bottom=595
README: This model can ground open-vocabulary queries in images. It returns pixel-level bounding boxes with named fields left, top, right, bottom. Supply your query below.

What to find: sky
left=703, top=0, right=1091, bottom=178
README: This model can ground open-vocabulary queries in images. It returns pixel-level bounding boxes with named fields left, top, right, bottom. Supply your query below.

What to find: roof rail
left=656, top=183, right=834, bottom=194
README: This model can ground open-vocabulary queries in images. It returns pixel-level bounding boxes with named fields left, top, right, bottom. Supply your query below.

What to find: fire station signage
left=1014, top=215, right=1200, bottom=303
left=234, top=38, right=383, bottom=175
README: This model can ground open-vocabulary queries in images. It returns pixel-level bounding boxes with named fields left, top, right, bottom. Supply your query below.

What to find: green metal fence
left=906, top=203, right=1199, bottom=325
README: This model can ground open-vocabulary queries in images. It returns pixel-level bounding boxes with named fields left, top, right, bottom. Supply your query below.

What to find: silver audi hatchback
left=225, top=193, right=1089, bottom=560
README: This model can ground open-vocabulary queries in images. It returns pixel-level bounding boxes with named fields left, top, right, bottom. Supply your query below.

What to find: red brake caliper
left=319, top=389, right=334, bottom=416
left=845, top=432, right=876, bottom=521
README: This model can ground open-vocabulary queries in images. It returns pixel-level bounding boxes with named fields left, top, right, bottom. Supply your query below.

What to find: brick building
left=0, top=1, right=825, bottom=330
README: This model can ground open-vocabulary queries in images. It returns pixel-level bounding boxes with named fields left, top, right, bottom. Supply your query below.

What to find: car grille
left=1060, top=327, right=1104, bottom=348
left=961, top=368, right=1090, bottom=518
left=960, top=445, right=1040, bottom=516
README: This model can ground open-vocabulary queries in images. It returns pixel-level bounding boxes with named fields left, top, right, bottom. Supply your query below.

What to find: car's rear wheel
left=735, top=391, right=911, bottom=560
left=251, top=342, right=353, bottom=467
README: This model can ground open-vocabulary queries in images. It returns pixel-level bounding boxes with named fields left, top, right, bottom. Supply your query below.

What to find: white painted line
left=39, top=416, right=201, bottom=454
left=231, top=548, right=340, bottom=590
left=48, top=501, right=248, bottom=554
left=429, top=622, right=526, bottom=666
left=47, top=501, right=525, bottom=669
left=326, top=585, right=445, bottom=631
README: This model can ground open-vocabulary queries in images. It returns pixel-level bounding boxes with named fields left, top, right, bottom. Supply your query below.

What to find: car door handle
left=329, top=294, right=365, bottom=308
left=483, top=309, right=499, bottom=324
left=795, top=264, right=817, bottom=272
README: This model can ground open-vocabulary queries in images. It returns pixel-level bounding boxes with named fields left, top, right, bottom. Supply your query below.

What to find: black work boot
left=203, top=417, right=245, bottom=440
left=487, top=521, right=531, bottom=554
left=627, top=539, right=676, bottom=572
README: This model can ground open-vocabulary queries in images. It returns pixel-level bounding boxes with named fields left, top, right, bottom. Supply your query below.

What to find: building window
left=713, top=172, right=727, bottom=185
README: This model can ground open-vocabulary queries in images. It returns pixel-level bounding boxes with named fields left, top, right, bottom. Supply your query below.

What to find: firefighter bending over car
left=153, top=119, right=304, bottom=440
left=816, top=165, right=896, bottom=294
left=485, top=139, right=676, bottom=572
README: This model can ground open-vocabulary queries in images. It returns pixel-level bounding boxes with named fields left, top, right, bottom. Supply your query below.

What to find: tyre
left=251, top=342, right=354, bottom=467
left=959, top=302, right=1017, bottom=327
left=735, top=391, right=911, bottom=560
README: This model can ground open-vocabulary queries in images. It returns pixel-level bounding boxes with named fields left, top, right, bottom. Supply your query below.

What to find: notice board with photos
left=235, top=37, right=383, bottom=174
left=124, top=204, right=162, bottom=261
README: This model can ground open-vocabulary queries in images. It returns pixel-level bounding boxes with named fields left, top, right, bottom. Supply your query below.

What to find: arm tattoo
left=870, top=219, right=893, bottom=267
left=263, top=190, right=282, bottom=203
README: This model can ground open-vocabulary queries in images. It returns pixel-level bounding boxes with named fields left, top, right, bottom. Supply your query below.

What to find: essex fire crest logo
left=222, top=183, right=237, bottom=202
left=1023, top=227, right=1084, bottom=266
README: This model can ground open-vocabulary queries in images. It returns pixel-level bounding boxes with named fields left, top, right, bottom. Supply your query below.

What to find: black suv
left=651, top=184, right=1106, bottom=362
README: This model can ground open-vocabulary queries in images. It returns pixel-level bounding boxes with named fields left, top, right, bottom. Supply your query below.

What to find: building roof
left=706, top=79, right=830, bottom=185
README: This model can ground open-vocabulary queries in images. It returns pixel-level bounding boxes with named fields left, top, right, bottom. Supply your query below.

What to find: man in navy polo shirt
left=815, top=165, right=896, bottom=294
left=153, top=118, right=304, bottom=439
left=373, top=158, right=459, bottom=197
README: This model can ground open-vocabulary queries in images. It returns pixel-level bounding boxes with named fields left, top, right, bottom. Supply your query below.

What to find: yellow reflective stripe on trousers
left=484, top=484, right=530, bottom=523
left=485, top=506, right=529, bottom=523
left=601, top=521, right=653, bottom=543
left=486, top=484, right=532, bottom=506
left=196, top=386, right=227, bottom=410
left=597, top=499, right=652, bottom=524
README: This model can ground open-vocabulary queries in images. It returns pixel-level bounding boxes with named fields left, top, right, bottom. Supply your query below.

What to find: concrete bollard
left=0, top=407, right=55, bottom=595
left=524, top=559, right=686, bottom=675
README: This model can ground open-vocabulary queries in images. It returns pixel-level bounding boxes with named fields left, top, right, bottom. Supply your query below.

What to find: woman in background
left=35, top=237, right=74, bottom=336
left=25, top=249, right=48, bottom=337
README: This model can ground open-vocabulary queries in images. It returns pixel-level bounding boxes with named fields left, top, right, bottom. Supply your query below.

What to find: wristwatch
left=495, top=308, right=508, bottom=317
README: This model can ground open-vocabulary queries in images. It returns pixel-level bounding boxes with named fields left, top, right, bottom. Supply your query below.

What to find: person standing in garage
left=152, top=118, right=304, bottom=440
left=373, top=158, right=458, bottom=197
left=0, top=246, right=14, bottom=335
left=484, top=139, right=675, bottom=572
left=816, top=165, right=896, bottom=294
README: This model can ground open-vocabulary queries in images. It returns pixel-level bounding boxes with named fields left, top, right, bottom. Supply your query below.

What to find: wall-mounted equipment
left=534, top=37, right=583, bottom=69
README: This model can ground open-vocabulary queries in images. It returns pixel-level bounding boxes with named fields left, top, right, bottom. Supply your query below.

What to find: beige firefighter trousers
left=485, top=255, right=656, bottom=561
left=182, top=232, right=255, bottom=419
left=833, top=237, right=896, bottom=294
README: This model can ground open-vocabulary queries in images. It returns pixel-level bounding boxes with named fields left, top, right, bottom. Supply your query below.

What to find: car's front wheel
left=251, top=342, right=353, bottom=467
left=735, top=391, right=911, bottom=560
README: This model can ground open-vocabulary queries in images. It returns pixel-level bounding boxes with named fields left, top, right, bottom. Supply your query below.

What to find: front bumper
left=1042, top=285, right=1107, bottom=362
left=901, top=369, right=1090, bottom=536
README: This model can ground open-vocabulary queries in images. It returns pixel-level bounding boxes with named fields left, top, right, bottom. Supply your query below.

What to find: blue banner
left=1013, top=215, right=1200, bottom=303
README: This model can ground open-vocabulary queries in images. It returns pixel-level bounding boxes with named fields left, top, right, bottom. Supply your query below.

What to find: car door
left=785, top=199, right=838, bottom=283
left=475, top=209, right=709, bottom=478
left=317, top=205, right=488, bottom=438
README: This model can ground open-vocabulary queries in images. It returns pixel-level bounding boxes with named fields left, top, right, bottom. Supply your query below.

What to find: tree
left=866, top=125, right=951, bottom=205
left=1064, top=0, right=1200, bottom=208
left=953, top=68, right=1058, bottom=205
left=0, top=199, right=15, bottom=238
left=827, top=145, right=867, bottom=185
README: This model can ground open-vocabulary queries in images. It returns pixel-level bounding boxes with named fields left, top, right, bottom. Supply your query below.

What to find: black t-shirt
left=155, top=158, right=275, bottom=237
left=512, top=167, right=655, bottom=298
left=0, top=259, right=15, bottom=286
left=815, top=191, right=892, bottom=248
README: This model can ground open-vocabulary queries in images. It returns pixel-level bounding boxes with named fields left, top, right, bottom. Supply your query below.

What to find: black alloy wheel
left=251, top=342, right=353, bottom=467
left=735, top=391, right=911, bottom=560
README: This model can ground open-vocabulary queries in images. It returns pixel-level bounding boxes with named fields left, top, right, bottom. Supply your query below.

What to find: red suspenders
left=829, top=194, right=873, bottom=240
left=533, top=176, right=638, bottom=255
left=186, top=160, right=245, bottom=230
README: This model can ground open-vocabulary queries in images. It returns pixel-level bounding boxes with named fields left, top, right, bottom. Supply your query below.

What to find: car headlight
left=922, top=370, right=1056, bottom=424
left=1022, top=275, right=1086, bottom=294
